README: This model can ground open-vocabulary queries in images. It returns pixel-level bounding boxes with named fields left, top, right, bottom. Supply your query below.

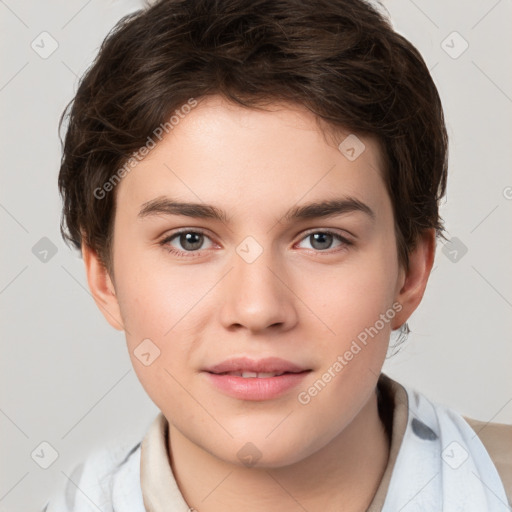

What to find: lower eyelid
left=162, top=231, right=214, bottom=250
left=159, top=230, right=352, bottom=255
left=296, top=232, right=352, bottom=248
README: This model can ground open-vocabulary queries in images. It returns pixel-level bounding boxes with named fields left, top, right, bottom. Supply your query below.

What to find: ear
left=82, top=243, right=125, bottom=331
left=391, top=229, right=436, bottom=330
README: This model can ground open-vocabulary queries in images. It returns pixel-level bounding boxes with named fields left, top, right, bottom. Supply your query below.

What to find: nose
left=218, top=243, right=298, bottom=334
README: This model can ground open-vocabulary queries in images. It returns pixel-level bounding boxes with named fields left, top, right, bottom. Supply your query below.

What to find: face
left=87, top=95, right=430, bottom=468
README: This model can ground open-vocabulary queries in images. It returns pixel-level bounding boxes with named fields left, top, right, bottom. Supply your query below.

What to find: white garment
left=381, top=388, right=509, bottom=511
left=43, top=382, right=509, bottom=512
left=44, top=438, right=146, bottom=512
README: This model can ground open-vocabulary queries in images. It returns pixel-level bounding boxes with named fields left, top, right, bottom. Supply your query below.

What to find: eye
left=159, top=229, right=352, bottom=258
left=159, top=229, right=215, bottom=257
left=296, top=230, right=352, bottom=252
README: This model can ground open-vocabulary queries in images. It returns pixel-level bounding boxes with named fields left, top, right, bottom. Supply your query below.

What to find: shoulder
left=42, top=438, right=143, bottom=512
left=463, top=416, right=512, bottom=506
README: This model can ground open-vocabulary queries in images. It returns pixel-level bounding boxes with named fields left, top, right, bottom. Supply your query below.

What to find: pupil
left=181, top=232, right=203, bottom=250
left=311, top=233, right=332, bottom=250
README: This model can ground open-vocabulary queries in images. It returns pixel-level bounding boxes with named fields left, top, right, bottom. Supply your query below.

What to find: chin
left=208, top=433, right=316, bottom=469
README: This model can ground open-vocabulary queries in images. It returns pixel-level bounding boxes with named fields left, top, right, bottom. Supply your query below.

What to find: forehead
left=115, top=95, right=389, bottom=219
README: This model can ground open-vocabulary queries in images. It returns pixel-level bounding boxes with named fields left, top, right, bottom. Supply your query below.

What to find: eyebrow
left=138, top=195, right=375, bottom=223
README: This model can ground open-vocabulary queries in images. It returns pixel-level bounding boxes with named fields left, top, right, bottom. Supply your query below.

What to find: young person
left=44, top=0, right=512, bottom=510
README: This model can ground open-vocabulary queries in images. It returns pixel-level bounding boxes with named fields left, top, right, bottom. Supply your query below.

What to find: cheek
left=114, top=261, right=199, bottom=408
left=113, top=250, right=218, bottom=378
left=309, top=249, right=399, bottom=337
left=296, top=254, right=397, bottom=420
left=113, top=242, right=184, bottom=332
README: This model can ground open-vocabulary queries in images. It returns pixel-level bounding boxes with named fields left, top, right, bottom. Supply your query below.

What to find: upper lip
left=204, top=357, right=310, bottom=374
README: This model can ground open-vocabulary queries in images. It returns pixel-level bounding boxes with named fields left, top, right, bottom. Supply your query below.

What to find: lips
left=203, top=357, right=312, bottom=399
left=219, top=371, right=287, bottom=378
left=204, top=356, right=309, bottom=376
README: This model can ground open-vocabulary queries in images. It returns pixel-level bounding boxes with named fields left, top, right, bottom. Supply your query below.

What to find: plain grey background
left=1, top=0, right=511, bottom=510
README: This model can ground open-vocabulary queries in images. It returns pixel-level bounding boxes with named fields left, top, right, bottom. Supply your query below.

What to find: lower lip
left=204, top=371, right=311, bottom=401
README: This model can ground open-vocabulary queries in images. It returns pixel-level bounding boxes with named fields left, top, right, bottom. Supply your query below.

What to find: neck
left=168, top=389, right=390, bottom=512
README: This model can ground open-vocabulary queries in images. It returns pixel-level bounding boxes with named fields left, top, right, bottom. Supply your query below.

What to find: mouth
left=204, top=356, right=311, bottom=375
left=208, top=370, right=307, bottom=378
left=202, top=357, right=312, bottom=400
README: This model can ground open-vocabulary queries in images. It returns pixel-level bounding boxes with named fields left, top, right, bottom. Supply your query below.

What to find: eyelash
left=158, top=228, right=353, bottom=259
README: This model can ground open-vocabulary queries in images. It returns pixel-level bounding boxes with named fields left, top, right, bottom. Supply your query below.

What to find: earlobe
left=82, top=243, right=125, bottom=331
left=391, top=229, right=436, bottom=330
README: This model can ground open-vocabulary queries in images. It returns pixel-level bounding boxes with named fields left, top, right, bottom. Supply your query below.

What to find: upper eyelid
left=161, top=228, right=215, bottom=245
left=165, top=227, right=212, bottom=239
left=299, top=227, right=354, bottom=239
left=161, top=228, right=353, bottom=249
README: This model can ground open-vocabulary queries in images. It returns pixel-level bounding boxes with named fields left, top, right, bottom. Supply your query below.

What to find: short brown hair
left=58, top=0, right=448, bottom=275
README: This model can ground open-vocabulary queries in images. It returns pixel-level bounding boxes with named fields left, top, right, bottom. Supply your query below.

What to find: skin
left=83, top=94, right=435, bottom=511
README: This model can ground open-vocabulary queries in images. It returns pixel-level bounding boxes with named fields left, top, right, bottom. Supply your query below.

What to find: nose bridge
left=219, top=236, right=296, bottom=331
